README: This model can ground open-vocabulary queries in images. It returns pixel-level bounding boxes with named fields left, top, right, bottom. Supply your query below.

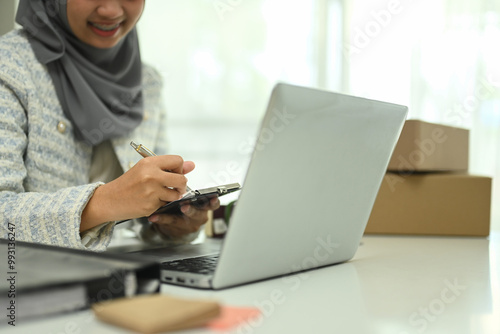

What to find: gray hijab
left=15, top=0, right=144, bottom=145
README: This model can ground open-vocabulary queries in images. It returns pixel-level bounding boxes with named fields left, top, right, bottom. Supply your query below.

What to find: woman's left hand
left=148, top=197, right=220, bottom=238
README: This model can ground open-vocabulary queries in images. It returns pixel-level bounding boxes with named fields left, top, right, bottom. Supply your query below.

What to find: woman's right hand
left=80, top=155, right=194, bottom=232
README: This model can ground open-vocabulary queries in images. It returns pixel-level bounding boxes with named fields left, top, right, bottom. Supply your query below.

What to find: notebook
left=139, top=83, right=407, bottom=289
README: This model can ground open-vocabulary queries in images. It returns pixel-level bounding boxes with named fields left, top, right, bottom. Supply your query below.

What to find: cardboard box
left=387, top=120, right=469, bottom=171
left=365, top=173, right=492, bottom=236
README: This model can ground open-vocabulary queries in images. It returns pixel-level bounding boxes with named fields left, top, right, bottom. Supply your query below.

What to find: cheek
left=127, top=2, right=145, bottom=24
left=66, top=6, right=89, bottom=35
left=68, top=18, right=88, bottom=41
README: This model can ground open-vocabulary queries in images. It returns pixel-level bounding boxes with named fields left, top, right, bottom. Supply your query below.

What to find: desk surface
left=5, top=233, right=499, bottom=334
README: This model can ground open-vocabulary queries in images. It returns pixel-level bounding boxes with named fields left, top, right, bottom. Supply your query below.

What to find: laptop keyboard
left=161, top=254, right=219, bottom=275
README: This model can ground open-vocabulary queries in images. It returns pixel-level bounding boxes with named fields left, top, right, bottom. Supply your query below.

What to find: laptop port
left=176, top=277, right=185, bottom=283
left=164, top=276, right=173, bottom=281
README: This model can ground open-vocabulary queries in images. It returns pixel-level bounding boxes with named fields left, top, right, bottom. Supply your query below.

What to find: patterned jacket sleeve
left=0, top=48, right=114, bottom=252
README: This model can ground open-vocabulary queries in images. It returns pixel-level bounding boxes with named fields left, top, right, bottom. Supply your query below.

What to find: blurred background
left=1, top=0, right=499, bottom=231
left=137, top=0, right=500, bottom=231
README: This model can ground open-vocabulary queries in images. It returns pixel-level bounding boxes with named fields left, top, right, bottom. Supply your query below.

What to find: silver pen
left=130, top=141, right=193, bottom=193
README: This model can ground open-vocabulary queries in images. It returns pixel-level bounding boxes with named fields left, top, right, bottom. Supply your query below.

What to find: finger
left=157, top=187, right=183, bottom=203
left=155, top=222, right=199, bottom=238
left=158, top=172, right=188, bottom=191
left=148, top=214, right=161, bottom=223
left=150, top=214, right=199, bottom=234
left=180, top=205, right=210, bottom=224
left=183, top=196, right=220, bottom=212
left=182, top=161, right=195, bottom=174
left=153, top=155, right=185, bottom=174
left=180, top=204, right=194, bottom=216
left=149, top=213, right=185, bottom=225
left=209, top=197, right=220, bottom=210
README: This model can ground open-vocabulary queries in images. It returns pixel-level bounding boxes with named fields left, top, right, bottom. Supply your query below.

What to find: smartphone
left=151, top=183, right=241, bottom=216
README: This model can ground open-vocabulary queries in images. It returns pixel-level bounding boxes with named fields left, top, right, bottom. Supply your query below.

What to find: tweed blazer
left=0, top=29, right=191, bottom=251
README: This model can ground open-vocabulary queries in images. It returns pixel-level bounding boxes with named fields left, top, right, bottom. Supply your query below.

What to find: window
left=344, top=0, right=500, bottom=230
left=140, top=0, right=498, bottom=229
left=137, top=0, right=344, bottom=201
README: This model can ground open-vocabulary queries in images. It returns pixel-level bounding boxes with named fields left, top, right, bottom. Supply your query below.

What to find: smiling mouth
left=88, top=21, right=122, bottom=37
left=88, top=22, right=121, bottom=31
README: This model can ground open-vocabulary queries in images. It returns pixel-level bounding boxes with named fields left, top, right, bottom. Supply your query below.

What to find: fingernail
left=148, top=215, right=159, bottom=223
left=180, top=205, right=191, bottom=214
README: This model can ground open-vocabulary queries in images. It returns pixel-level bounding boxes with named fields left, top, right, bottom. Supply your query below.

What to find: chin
left=87, top=39, right=121, bottom=49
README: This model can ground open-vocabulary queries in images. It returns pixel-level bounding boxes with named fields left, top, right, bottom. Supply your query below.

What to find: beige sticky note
left=92, top=294, right=221, bottom=334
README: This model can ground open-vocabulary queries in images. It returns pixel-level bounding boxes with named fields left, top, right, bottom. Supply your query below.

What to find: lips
left=88, top=21, right=121, bottom=37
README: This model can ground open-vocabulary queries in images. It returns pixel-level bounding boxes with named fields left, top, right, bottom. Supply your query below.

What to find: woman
left=0, top=0, right=219, bottom=251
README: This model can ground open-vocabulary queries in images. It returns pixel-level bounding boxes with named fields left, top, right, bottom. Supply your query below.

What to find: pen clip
left=130, top=141, right=157, bottom=158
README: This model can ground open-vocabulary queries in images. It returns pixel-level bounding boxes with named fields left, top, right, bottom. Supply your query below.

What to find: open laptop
left=137, top=83, right=408, bottom=289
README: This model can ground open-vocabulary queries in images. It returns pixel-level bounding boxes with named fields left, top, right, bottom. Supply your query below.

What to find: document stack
left=0, top=239, right=160, bottom=325
left=365, top=120, right=492, bottom=236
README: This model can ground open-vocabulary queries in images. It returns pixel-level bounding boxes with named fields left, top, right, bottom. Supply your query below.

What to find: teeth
left=90, top=22, right=120, bottom=31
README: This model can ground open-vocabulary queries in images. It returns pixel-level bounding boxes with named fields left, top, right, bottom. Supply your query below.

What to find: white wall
left=0, top=0, right=16, bottom=36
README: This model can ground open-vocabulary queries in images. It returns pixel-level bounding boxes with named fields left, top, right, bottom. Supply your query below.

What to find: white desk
left=5, top=233, right=499, bottom=334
